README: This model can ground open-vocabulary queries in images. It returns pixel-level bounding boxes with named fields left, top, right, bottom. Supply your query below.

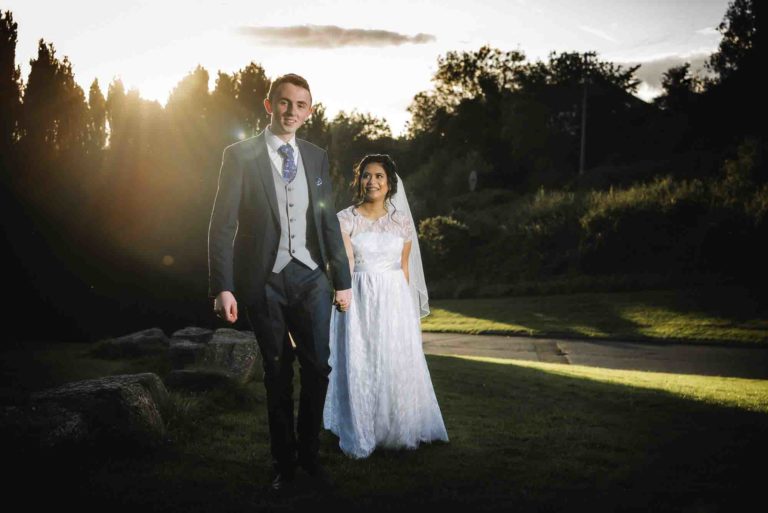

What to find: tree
left=105, top=78, right=126, bottom=148
left=654, top=63, right=703, bottom=112
left=407, top=45, right=526, bottom=136
left=0, top=10, right=21, bottom=150
left=700, top=0, right=766, bottom=143
left=520, top=50, right=640, bottom=93
left=432, top=45, right=526, bottom=106
left=165, top=65, right=214, bottom=173
left=166, top=64, right=209, bottom=120
left=328, top=110, right=396, bottom=207
left=87, top=78, right=106, bottom=152
left=235, top=62, right=270, bottom=137
left=105, top=78, right=165, bottom=156
left=210, top=70, right=241, bottom=146
left=21, top=39, right=89, bottom=154
left=706, top=0, right=759, bottom=83
left=405, top=46, right=661, bottom=199
left=298, top=102, right=331, bottom=150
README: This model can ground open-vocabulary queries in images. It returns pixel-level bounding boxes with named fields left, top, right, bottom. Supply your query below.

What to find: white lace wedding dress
left=323, top=205, right=449, bottom=459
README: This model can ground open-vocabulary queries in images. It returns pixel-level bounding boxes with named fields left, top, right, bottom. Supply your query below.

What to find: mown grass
left=2, top=342, right=767, bottom=512
left=421, top=288, right=768, bottom=345
left=455, top=355, right=768, bottom=413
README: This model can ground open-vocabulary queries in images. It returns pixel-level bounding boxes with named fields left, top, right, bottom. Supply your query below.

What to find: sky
left=3, top=0, right=732, bottom=136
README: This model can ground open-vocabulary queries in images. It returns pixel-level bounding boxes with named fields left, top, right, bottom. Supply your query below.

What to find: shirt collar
left=265, top=125, right=297, bottom=154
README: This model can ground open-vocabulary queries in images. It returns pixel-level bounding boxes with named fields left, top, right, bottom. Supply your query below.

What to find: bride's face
left=362, top=163, right=389, bottom=203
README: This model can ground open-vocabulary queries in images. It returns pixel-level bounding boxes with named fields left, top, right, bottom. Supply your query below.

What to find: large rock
left=91, top=328, right=170, bottom=358
left=1, top=402, right=88, bottom=450
left=28, top=373, right=169, bottom=449
left=198, top=328, right=261, bottom=384
left=171, top=326, right=214, bottom=345
left=168, top=340, right=207, bottom=370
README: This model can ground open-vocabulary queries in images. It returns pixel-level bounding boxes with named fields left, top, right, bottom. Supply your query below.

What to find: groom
left=207, top=73, right=352, bottom=491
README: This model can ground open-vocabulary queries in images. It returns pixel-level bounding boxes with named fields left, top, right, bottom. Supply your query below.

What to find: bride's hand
left=334, top=288, right=352, bottom=312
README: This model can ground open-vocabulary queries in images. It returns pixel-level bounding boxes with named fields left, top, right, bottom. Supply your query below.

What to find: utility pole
left=579, top=53, right=592, bottom=176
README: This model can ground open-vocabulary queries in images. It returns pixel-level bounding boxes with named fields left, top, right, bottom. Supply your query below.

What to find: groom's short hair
left=267, top=73, right=312, bottom=105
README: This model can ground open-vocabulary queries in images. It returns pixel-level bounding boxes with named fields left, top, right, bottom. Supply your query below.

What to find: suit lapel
left=298, top=139, right=323, bottom=231
left=249, top=133, right=322, bottom=232
left=251, top=132, right=280, bottom=226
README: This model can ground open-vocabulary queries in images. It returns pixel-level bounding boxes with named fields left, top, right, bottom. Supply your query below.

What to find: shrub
left=418, top=215, right=471, bottom=279
left=416, top=161, right=766, bottom=297
left=578, top=177, right=712, bottom=274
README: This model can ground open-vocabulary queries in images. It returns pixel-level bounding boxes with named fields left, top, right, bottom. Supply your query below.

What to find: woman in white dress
left=323, top=154, right=449, bottom=459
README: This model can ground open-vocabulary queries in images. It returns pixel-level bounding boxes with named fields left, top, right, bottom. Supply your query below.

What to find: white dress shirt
left=265, top=124, right=299, bottom=174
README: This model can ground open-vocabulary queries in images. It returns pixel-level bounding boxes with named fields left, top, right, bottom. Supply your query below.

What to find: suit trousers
left=245, top=259, right=333, bottom=474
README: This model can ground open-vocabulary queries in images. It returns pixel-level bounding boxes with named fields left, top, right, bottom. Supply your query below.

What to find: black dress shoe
left=269, top=469, right=296, bottom=493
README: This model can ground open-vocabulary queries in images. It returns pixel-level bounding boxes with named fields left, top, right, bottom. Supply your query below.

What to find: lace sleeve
left=337, top=208, right=353, bottom=236
left=392, top=210, right=413, bottom=242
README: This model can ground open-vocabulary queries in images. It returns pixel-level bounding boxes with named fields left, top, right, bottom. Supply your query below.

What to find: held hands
left=334, top=288, right=352, bottom=312
left=214, top=291, right=238, bottom=323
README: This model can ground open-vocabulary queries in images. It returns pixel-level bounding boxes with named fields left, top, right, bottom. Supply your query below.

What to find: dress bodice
left=337, top=206, right=414, bottom=273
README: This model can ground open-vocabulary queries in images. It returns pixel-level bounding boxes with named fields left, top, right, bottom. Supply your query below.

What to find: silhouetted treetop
left=1, top=10, right=21, bottom=149
left=706, top=0, right=761, bottom=83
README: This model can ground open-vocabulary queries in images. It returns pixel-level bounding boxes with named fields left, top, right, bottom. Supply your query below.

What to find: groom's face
left=264, top=83, right=313, bottom=138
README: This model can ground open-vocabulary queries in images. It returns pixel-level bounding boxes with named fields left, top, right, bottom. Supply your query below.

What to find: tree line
left=0, top=0, right=764, bottom=342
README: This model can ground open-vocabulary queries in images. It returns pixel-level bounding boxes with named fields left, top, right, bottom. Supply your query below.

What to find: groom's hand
left=214, top=291, right=238, bottom=323
left=334, top=288, right=352, bottom=312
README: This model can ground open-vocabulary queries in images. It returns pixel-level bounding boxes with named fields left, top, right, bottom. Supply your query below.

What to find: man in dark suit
left=207, top=73, right=352, bottom=492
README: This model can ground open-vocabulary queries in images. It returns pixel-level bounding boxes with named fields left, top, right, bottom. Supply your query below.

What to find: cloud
left=696, top=27, right=721, bottom=36
left=237, top=25, right=436, bottom=48
left=579, top=25, right=619, bottom=43
left=617, top=51, right=715, bottom=97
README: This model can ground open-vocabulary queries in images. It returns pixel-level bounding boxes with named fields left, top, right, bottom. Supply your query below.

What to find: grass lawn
left=3, top=342, right=767, bottom=512
left=422, top=287, right=768, bottom=345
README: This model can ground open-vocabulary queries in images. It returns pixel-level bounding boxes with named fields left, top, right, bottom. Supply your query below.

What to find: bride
left=323, top=153, right=449, bottom=459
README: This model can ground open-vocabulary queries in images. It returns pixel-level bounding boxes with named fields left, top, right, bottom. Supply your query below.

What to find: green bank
left=422, top=288, right=768, bottom=345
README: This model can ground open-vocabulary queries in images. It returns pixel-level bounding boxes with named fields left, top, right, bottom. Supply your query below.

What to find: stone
left=1, top=403, right=88, bottom=450
left=91, top=328, right=170, bottom=358
left=168, top=340, right=207, bottom=370
left=199, top=328, right=261, bottom=384
left=29, top=373, right=169, bottom=448
left=171, top=326, right=214, bottom=345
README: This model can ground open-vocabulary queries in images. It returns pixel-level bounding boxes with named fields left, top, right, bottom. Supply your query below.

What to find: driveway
left=422, top=332, right=768, bottom=380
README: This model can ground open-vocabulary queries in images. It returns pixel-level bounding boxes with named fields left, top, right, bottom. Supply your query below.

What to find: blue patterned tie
left=277, top=144, right=297, bottom=183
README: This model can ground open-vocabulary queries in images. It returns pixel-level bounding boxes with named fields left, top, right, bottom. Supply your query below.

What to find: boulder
left=171, top=326, right=214, bottom=345
left=91, top=328, right=170, bottom=358
left=1, top=402, right=88, bottom=450
left=168, top=340, right=207, bottom=370
left=198, top=328, right=261, bottom=384
left=29, top=373, right=169, bottom=448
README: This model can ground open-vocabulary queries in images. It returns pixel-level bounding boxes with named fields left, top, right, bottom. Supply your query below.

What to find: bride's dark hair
left=351, top=154, right=399, bottom=207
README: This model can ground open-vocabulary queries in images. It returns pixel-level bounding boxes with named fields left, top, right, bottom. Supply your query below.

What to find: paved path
left=422, top=332, right=768, bottom=380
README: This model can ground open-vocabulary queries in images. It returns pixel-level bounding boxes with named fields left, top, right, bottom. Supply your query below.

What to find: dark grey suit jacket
left=207, top=131, right=352, bottom=306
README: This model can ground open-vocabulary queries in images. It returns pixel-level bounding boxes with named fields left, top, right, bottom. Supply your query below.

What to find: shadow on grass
left=429, top=286, right=768, bottom=344
left=0, top=342, right=170, bottom=404
left=3, top=347, right=766, bottom=512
